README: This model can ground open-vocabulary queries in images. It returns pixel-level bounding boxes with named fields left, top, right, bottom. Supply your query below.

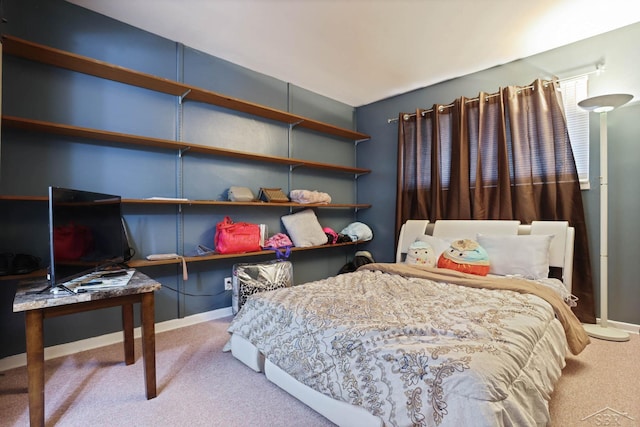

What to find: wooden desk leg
left=140, top=293, right=157, bottom=399
left=25, top=310, right=45, bottom=427
left=122, top=303, right=134, bottom=365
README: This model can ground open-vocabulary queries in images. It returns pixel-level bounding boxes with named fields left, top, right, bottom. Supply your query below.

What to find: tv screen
left=48, top=186, right=124, bottom=286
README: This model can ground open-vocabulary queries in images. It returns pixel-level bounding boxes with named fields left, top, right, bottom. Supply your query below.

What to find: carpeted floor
left=548, top=329, right=639, bottom=426
left=1, top=317, right=638, bottom=426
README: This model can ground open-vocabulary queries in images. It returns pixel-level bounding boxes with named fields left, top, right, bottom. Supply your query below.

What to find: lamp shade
left=578, top=93, right=633, bottom=113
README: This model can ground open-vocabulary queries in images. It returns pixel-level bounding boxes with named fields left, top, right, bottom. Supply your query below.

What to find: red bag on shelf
left=214, top=216, right=261, bottom=254
left=54, top=223, right=94, bottom=260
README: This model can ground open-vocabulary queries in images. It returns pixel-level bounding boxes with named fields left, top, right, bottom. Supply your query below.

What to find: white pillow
left=415, top=235, right=454, bottom=259
left=281, top=209, right=328, bottom=247
left=477, top=234, right=552, bottom=279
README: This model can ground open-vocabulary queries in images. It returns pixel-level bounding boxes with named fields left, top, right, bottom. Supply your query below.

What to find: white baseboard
left=593, top=318, right=640, bottom=335
left=0, top=306, right=233, bottom=372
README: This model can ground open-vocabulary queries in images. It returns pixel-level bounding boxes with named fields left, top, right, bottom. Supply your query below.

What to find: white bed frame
left=396, top=220, right=574, bottom=292
left=231, top=220, right=575, bottom=426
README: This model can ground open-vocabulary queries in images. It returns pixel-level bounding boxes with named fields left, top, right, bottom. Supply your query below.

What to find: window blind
left=559, top=76, right=590, bottom=189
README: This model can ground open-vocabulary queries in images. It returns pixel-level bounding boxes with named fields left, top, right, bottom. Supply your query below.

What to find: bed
left=226, top=220, right=590, bottom=427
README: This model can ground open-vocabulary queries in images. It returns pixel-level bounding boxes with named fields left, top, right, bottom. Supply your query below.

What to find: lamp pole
left=578, top=93, right=632, bottom=342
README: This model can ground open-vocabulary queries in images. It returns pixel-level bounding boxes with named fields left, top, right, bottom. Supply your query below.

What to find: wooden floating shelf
left=0, top=239, right=366, bottom=282
left=127, top=240, right=366, bottom=268
left=0, top=195, right=46, bottom=202
left=0, top=35, right=372, bottom=279
left=124, top=199, right=371, bottom=209
left=0, top=269, right=48, bottom=282
left=0, top=195, right=370, bottom=210
left=2, top=35, right=370, bottom=142
left=2, top=116, right=371, bottom=176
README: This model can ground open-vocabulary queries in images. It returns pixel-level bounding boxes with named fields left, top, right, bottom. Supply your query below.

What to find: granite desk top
left=13, top=270, right=161, bottom=312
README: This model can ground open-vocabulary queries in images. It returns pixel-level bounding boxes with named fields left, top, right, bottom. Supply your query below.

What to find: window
left=559, top=76, right=590, bottom=189
left=408, top=78, right=587, bottom=191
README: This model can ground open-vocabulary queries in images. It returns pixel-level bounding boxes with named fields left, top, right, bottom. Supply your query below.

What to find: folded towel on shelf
left=289, top=189, right=332, bottom=204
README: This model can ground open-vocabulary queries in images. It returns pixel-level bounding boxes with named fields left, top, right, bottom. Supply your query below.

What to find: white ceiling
left=68, top=0, right=640, bottom=107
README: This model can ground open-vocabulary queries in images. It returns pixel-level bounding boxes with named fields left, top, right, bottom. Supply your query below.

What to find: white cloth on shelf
left=289, top=189, right=331, bottom=204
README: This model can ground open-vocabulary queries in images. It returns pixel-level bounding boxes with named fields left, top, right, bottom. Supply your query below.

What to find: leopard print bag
left=232, top=260, right=293, bottom=315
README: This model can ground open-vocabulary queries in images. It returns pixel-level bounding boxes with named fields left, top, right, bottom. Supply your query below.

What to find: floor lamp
left=578, top=93, right=633, bottom=342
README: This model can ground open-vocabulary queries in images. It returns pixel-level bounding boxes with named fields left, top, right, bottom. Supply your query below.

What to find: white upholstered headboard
left=395, top=219, right=575, bottom=292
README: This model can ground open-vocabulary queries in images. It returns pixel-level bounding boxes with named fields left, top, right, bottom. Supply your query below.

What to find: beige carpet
left=1, top=317, right=638, bottom=426
left=549, top=329, right=639, bottom=426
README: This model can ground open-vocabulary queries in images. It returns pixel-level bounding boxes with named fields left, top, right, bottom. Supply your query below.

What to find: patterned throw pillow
left=437, top=239, right=490, bottom=276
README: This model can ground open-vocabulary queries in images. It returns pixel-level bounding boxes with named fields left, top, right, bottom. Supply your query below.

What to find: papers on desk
left=53, top=269, right=136, bottom=293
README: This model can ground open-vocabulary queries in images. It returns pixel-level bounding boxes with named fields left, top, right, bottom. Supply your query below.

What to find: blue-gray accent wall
left=0, top=0, right=364, bottom=357
left=2, top=1, right=639, bottom=360
left=357, top=23, right=640, bottom=327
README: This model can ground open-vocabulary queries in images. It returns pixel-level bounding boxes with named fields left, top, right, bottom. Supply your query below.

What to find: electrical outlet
left=224, top=277, right=232, bottom=291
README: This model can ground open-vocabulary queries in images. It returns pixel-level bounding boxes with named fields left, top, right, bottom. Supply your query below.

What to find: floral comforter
left=227, top=263, right=589, bottom=427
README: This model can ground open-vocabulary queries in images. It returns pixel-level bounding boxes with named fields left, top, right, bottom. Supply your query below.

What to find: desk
left=13, top=271, right=161, bottom=427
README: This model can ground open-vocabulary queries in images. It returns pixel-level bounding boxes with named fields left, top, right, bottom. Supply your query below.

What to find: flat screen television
left=48, top=186, right=125, bottom=287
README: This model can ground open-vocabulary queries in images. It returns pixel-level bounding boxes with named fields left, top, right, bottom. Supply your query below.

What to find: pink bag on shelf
left=214, top=216, right=261, bottom=254
left=263, top=233, right=293, bottom=249
left=263, top=233, right=293, bottom=260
